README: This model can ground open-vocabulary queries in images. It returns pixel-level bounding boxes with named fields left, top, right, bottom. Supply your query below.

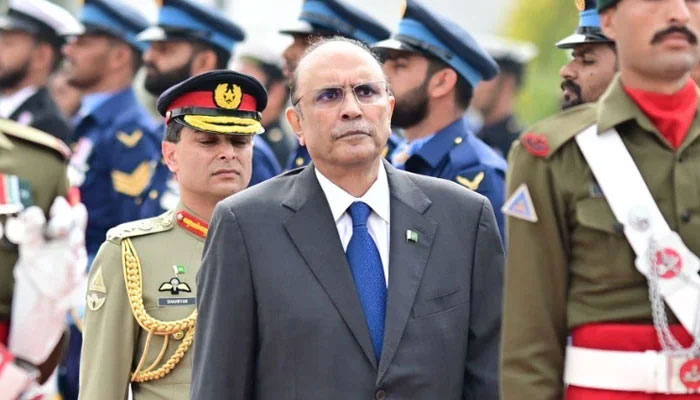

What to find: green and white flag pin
left=172, top=265, right=186, bottom=275
left=406, top=230, right=419, bottom=243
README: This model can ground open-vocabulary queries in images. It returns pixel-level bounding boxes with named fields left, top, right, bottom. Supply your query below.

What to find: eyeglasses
left=292, top=80, right=389, bottom=109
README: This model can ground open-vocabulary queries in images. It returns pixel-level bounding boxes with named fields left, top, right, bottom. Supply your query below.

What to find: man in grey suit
left=192, top=37, right=504, bottom=400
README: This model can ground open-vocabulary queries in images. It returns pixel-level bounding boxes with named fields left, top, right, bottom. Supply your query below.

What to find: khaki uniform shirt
left=501, top=75, right=700, bottom=399
left=0, top=119, right=69, bottom=321
left=79, top=203, right=206, bottom=400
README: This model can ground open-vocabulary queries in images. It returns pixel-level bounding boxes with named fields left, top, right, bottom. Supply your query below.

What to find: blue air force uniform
left=69, top=0, right=160, bottom=257
left=72, top=88, right=161, bottom=256
left=61, top=2, right=159, bottom=398
left=135, top=0, right=280, bottom=218
left=374, top=0, right=508, bottom=235
left=280, top=0, right=391, bottom=171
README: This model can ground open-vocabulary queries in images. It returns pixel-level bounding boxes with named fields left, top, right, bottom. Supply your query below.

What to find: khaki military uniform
left=0, top=119, right=69, bottom=322
left=501, top=75, right=700, bottom=399
left=79, top=203, right=207, bottom=400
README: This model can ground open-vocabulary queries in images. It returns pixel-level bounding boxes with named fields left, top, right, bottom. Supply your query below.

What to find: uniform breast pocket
left=412, top=286, right=467, bottom=319
left=573, top=197, right=633, bottom=281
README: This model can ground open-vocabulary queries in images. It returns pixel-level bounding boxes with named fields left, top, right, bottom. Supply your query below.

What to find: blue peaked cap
left=79, top=0, right=150, bottom=51
left=279, top=0, right=390, bottom=44
left=138, top=0, right=244, bottom=58
left=374, top=0, right=499, bottom=88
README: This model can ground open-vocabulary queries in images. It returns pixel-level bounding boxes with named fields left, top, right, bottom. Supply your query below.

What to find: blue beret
left=79, top=0, right=150, bottom=51
left=373, top=0, right=498, bottom=88
left=279, top=0, right=390, bottom=45
left=137, top=0, right=245, bottom=59
left=556, top=0, right=612, bottom=49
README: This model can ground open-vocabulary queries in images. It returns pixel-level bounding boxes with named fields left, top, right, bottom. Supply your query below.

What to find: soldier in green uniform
left=78, top=70, right=267, bottom=399
left=0, top=118, right=70, bottom=345
left=0, top=119, right=72, bottom=397
left=501, top=0, right=700, bottom=399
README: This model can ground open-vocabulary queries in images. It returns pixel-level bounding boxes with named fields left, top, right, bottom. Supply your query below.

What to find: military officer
left=470, top=36, right=537, bottom=157
left=0, top=119, right=72, bottom=395
left=557, top=0, right=617, bottom=109
left=373, top=0, right=508, bottom=236
left=63, top=0, right=161, bottom=258
left=0, top=0, right=81, bottom=144
left=501, top=0, right=700, bottom=398
left=136, top=0, right=280, bottom=218
left=60, top=1, right=161, bottom=397
left=0, top=119, right=70, bottom=344
left=279, top=0, right=392, bottom=170
left=79, top=70, right=267, bottom=399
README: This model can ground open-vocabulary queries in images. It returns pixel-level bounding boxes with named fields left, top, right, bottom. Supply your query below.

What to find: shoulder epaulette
left=0, top=119, right=71, bottom=160
left=106, top=210, right=175, bottom=243
left=519, top=103, right=597, bottom=159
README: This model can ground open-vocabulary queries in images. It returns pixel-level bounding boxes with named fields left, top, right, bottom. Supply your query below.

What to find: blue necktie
left=345, top=201, right=387, bottom=362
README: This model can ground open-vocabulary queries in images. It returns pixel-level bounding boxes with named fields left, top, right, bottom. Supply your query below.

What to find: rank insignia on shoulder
left=502, top=183, right=538, bottom=223
left=117, top=129, right=144, bottom=148
left=87, top=292, right=106, bottom=311
left=521, top=132, right=550, bottom=157
left=456, top=171, right=485, bottom=191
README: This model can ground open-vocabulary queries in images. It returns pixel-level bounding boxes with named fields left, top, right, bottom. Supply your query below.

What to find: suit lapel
left=377, top=162, right=437, bottom=383
left=283, top=164, right=378, bottom=369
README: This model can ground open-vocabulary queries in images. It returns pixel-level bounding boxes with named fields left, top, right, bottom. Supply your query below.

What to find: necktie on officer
left=345, top=201, right=387, bottom=362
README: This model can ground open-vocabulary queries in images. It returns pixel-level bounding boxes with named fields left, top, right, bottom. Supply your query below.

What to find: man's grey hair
left=288, top=36, right=392, bottom=105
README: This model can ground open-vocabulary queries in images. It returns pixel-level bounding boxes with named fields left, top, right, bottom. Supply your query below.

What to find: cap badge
left=575, top=0, right=586, bottom=11
left=214, top=83, right=243, bottom=110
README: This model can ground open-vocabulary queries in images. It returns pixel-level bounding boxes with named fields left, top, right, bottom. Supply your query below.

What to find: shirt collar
left=0, top=86, right=37, bottom=118
left=314, top=161, right=390, bottom=224
left=412, top=116, right=469, bottom=168
left=76, top=91, right=115, bottom=121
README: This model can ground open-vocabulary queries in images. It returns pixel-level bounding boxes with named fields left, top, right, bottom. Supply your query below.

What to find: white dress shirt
left=315, top=162, right=391, bottom=286
left=0, top=86, right=37, bottom=119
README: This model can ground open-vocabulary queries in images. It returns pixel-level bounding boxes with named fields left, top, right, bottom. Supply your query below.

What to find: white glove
left=8, top=197, right=88, bottom=365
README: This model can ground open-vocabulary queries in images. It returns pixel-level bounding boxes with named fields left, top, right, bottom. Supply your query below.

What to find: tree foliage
left=504, top=0, right=578, bottom=125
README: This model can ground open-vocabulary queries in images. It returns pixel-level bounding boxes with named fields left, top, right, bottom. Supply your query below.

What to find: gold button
left=295, top=157, right=304, bottom=167
left=135, top=198, right=142, bottom=205
left=454, top=137, right=463, bottom=145
left=172, top=331, right=184, bottom=340
left=177, top=212, right=184, bottom=221
left=149, top=189, right=159, bottom=200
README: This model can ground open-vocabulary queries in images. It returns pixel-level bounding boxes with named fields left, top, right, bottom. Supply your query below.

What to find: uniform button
left=681, top=210, right=691, bottom=223
left=375, top=389, right=386, bottom=400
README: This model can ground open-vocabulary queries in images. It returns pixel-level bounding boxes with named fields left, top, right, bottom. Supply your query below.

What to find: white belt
left=565, top=346, right=700, bottom=394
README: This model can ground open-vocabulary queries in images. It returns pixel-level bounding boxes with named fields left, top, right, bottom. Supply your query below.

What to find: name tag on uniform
left=158, top=297, right=196, bottom=307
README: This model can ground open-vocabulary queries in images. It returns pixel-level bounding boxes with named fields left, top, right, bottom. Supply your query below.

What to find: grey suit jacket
left=192, top=161, right=504, bottom=400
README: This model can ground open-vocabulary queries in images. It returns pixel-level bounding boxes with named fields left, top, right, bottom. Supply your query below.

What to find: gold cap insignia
left=400, top=0, right=407, bottom=17
left=214, top=83, right=243, bottom=110
left=575, top=0, right=586, bottom=11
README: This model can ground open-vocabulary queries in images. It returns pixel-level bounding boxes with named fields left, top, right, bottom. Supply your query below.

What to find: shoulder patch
left=106, top=210, right=175, bottom=243
left=502, top=184, right=538, bottom=223
left=521, top=103, right=597, bottom=158
left=521, top=133, right=550, bottom=157
left=88, top=266, right=107, bottom=293
left=0, top=119, right=70, bottom=159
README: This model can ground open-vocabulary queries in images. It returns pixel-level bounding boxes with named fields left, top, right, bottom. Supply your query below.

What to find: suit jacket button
left=375, top=389, right=386, bottom=400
